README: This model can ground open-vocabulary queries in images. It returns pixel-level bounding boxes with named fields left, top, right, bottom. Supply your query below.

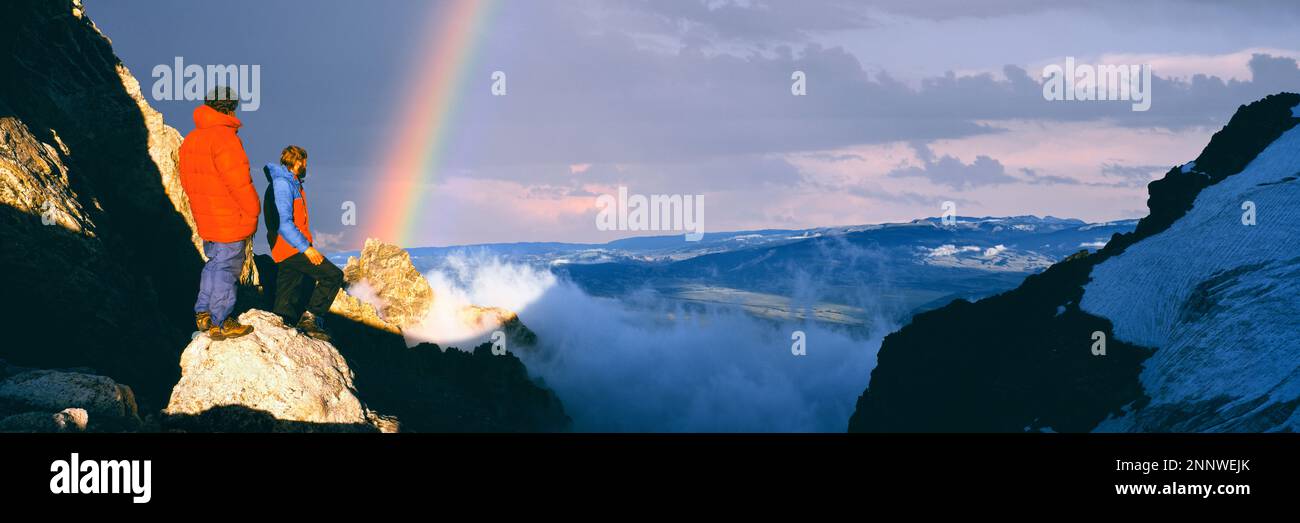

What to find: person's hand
left=304, top=247, right=325, bottom=265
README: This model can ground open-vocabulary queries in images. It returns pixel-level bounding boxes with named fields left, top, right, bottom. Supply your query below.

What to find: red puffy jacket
left=178, top=105, right=260, bottom=243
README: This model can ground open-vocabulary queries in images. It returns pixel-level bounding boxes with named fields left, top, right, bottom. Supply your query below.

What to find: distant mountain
left=362, top=216, right=1138, bottom=327
left=350, top=215, right=1129, bottom=267
left=849, top=93, right=1300, bottom=432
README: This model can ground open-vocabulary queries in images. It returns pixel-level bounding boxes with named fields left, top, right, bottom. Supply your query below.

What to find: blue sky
left=89, top=0, right=1300, bottom=249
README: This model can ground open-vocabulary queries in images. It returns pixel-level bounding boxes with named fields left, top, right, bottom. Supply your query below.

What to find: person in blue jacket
left=263, top=145, right=341, bottom=340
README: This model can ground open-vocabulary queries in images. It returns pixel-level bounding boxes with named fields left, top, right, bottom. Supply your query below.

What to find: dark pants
left=195, top=240, right=246, bottom=325
left=272, top=252, right=344, bottom=323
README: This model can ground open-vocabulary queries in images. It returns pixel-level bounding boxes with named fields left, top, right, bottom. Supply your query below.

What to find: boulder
left=0, top=408, right=88, bottom=433
left=163, top=309, right=393, bottom=432
left=0, top=370, right=139, bottom=430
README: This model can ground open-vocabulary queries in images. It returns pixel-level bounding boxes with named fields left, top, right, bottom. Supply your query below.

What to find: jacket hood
left=263, top=162, right=302, bottom=186
left=193, top=104, right=242, bottom=130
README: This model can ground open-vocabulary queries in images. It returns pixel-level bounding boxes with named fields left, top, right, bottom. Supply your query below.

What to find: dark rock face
left=849, top=255, right=1152, bottom=433
left=322, top=308, right=571, bottom=433
left=849, top=93, right=1300, bottom=433
left=0, top=0, right=203, bottom=411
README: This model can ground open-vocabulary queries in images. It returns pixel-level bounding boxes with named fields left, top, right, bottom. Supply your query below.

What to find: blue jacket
left=263, top=163, right=311, bottom=252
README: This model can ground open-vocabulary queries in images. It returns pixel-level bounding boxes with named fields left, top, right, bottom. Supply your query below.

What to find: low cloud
left=1021, top=167, right=1083, bottom=186
left=886, top=142, right=1018, bottom=190
left=402, top=251, right=885, bottom=432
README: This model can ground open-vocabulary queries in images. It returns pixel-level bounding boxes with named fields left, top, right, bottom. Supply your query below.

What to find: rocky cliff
left=0, top=0, right=204, bottom=409
left=332, top=238, right=537, bottom=345
left=849, top=93, right=1300, bottom=432
left=340, top=239, right=433, bottom=329
left=0, top=361, right=141, bottom=432
left=0, top=0, right=567, bottom=433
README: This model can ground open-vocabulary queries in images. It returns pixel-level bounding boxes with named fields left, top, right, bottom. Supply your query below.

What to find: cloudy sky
left=91, top=0, right=1300, bottom=249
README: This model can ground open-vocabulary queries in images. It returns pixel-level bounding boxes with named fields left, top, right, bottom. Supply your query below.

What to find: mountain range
left=350, top=216, right=1138, bottom=328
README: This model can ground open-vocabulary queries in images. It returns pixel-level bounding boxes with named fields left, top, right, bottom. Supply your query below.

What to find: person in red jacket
left=178, top=87, right=259, bottom=340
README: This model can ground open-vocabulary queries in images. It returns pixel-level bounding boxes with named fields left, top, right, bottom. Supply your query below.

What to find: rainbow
left=367, top=0, right=499, bottom=246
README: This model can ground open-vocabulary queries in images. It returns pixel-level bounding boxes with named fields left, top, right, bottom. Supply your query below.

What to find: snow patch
left=1082, top=125, right=1300, bottom=431
left=925, top=244, right=981, bottom=257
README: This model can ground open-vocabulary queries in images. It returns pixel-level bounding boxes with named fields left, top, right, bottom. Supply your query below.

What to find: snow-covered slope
left=849, top=93, right=1300, bottom=433
left=1082, top=116, right=1300, bottom=432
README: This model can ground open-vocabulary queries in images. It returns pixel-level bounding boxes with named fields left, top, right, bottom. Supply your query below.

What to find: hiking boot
left=214, top=317, right=254, bottom=340
left=196, top=312, right=213, bottom=331
left=296, top=312, right=331, bottom=342
left=205, top=325, right=226, bottom=342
